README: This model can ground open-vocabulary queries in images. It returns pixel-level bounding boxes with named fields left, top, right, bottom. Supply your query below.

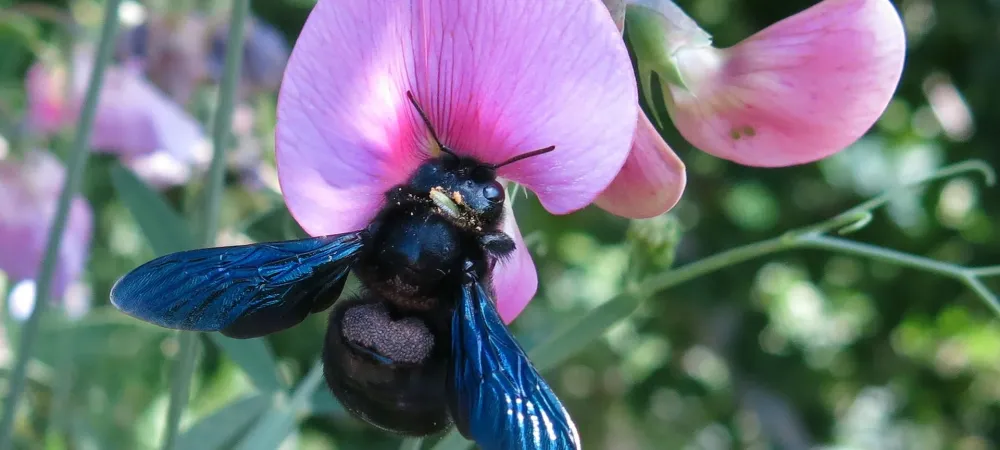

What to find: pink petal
left=276, top=0, right=638, bottom=236
left=594, top=112, right=686, bottom=218
left=25, top=51, right=206, bottom=161
left=0, top=152, right=93, bottom=299
left=493, top=204, right=538, bottom=324
left=92, top=68, right=206, bottom=159
left=655, top=0, right=906, bottom=166
left=25, top=64, right=73, bottom=135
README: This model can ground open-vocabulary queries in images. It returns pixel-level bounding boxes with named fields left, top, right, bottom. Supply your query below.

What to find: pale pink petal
left=492, top=207, right=538, bottom=324
left=594, top=112, right=686, bottom=218
left=276, top=0, right=638, bottom=236
left=90, top=66, right=206, bottom=159
left=643, top=0, right=906, bottom=166
left=0, top=152, right=93, bottom=299
left=25, top=64, right=73, bottom=135
left=25, top=51, right=206, bottom=161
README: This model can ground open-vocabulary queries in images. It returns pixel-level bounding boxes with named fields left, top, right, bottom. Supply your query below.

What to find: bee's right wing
left=111, top=231, right=365, bottom=338
left=447, top=269, right=581, bottom=450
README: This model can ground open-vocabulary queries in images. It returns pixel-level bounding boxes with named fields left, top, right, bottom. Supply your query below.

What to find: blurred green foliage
left=1, top=0, right=999, bottom=449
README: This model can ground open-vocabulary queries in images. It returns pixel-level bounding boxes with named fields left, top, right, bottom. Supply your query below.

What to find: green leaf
left=234, top=361, right=325, bottom=450
left=528, top=293, right=643, bottom=372
left=174, top=394, right=272, bottom=450
left=429, top=430, right=470, bottom=450
left=399, top=437, right=424, bottom=450
left=309, top=389, right=346, bottom=416
left=208, top=335, right=285, bottom=392
left=109, top=164, right=194, bottom=254
left=240, top=203, right=307, bottom=242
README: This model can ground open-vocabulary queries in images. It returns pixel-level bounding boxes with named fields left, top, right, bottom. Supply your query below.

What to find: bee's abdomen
left=323, top=294, right=451, bottom=435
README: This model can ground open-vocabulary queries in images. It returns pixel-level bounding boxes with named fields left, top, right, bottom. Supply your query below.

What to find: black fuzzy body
left=322, top=154, right=513, bottom=436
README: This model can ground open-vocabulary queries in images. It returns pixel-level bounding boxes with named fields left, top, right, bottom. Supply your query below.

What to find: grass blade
left=400, top=437, right=424, bottom=450
left=0, top=0, right=123, bottom=447
left=208, top=335, right=285, bottom=392
left=173, top=394, right=272, bottom=450
left=429, top=430, right=470, bottom=450
left=109, top=164, right=194, bottom=253
left=309, top=389, right=346, bottom=416
left=235, top=361, right=325, bottom=450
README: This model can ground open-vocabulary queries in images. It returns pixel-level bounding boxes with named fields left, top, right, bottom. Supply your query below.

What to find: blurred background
left=0, top=0, right=998, bottom=449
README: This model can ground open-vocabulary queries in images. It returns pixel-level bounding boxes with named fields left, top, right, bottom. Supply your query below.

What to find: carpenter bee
left=111, top=92, right=581, bottom=450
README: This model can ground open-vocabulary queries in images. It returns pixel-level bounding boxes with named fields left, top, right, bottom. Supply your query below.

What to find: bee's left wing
left=111, top=231, right=365, bottom=338
left=447, top=270, right=581, bottom=450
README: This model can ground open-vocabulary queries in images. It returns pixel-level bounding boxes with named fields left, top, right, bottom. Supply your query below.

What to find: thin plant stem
left=46, top=316, right=76, bottom=440
left=160, top=1, right=250, bottom=449
left=0, top=0, right=122, bottom=446
left=970, top=266, right=1000, bottom=277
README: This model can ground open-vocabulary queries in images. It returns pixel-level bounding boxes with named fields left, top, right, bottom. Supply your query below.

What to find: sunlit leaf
left=234, top=361, right=324, bottom=450
left=109, top=164, right=193, bottom=254
left=174, top=394, right=272, bottom=450
left=208, top=335, right=285, bottom=392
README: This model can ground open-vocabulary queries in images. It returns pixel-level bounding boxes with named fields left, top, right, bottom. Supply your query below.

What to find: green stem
left=798, top=234, right=965, bottom=278
left=46, top=319, right=76, bottom=440
left=797, top=234, right=1000, bottom=315
left=0, top=0, right=122, bottom=446
left=970, top=266, right=1000, bottom=277
left=200, top=0, right=248, bottom=245
left=637, top=235, right=797, bottom=297
left=160, top=1, right=249, bottom=449
left=160, top=333, right=199, bottom=450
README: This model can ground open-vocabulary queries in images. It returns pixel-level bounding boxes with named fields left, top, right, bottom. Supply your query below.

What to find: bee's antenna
left=406, top=91, right=457, bottom=158
left=492, top=145, right=556, bottom=169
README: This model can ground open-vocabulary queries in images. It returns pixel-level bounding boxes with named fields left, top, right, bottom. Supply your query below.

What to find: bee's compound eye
left=483, top=182, right=504, bottom=204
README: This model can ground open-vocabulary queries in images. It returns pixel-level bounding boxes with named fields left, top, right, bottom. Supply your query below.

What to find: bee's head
left=403, top=91, right=554, bottom=231
left=408, top=154, right=506, bottom=229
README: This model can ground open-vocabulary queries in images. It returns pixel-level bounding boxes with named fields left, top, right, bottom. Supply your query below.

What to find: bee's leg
left=478, top=231, right=515, bottom=259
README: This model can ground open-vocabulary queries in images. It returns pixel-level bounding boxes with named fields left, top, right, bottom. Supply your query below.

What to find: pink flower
left=593, top=0, right=689, bottom=219
left=0, top=151, right=93, bottom=301
left=276, top=0, right=638, bottom=322
left=25, top=48, right=207, bottom=187
left=626, top=0, right=906, bottom=167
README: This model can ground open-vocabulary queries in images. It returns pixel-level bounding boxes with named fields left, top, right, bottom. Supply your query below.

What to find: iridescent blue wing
left=110, top=232, right=365, bottom=338
left=447, top=273, right=581, bottom=450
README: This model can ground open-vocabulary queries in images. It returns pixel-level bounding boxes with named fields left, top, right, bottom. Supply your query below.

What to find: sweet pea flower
left=0, top=151, right=93, bottom=303
left=594, top=0, right=688, bottom=219
left=26, top=47, right=208, bottom=188
left=626, top=0, right=906, bottom=167
left=276, top=0, right=638, bottom=322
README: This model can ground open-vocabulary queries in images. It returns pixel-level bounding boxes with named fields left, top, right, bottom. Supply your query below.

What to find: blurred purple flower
left=0, top=151, right=92, bottom=302
left=116, top=14, right=211, bottom=105
left=209, top=15, right=290, bottom=96
left=25, top=48, right=208, bottom=188
left=276, top=0, right=637, bottom=322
